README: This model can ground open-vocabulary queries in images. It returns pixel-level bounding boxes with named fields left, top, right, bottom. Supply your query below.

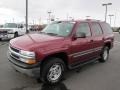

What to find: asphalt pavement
left=0, top=32, right=120, bottom=90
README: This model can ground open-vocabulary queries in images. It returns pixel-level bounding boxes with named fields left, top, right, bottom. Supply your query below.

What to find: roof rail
left=86, top=19, right=102, bottom=22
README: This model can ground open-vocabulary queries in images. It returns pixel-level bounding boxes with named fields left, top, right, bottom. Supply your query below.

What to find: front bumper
left=8, top=53, right=40, bottom=78
left=0, top=33, right=14, bottom=39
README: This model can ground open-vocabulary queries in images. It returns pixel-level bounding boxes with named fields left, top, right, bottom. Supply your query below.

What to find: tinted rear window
left=100, top=23, right=113, bottom=34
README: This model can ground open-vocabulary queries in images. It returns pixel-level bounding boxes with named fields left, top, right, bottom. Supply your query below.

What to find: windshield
left=41, top=22, right=75, bottom=37
left=3, top=23, right=17, bottom=28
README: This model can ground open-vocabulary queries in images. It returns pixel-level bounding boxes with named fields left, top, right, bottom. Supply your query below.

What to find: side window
left=100, top=23, right=113, bottom=34
left=76, top=23, right=91, bottom=37
left=91, top=23, right=103, bottom=36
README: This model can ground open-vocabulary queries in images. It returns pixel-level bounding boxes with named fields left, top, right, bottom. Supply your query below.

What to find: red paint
left=10, top=20, right=114, bottom=66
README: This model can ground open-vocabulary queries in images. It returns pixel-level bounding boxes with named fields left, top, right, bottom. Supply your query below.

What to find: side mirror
left=75, top=32, right=86, bottom=38
left=18, top=25, right=23, bottom=28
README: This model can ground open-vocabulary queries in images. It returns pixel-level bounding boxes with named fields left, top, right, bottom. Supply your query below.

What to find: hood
left=0, top=28, right=14, bottom=30
left=10, top=33, right=65, bottom=50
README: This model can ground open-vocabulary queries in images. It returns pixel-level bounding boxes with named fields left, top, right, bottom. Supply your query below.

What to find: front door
left=70, top=22, right=95, bottom=64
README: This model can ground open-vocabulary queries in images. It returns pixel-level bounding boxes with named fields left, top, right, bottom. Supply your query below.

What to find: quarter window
left=100, top=23, right=113, bottom=34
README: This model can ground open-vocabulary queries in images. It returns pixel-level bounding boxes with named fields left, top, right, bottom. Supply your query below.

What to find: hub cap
left=103, top=49, right=108, bottom=60
left=47, top=64, right=62, bottom=81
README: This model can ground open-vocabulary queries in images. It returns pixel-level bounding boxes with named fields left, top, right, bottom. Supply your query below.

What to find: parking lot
left=0, top=33, right=120, bottom=90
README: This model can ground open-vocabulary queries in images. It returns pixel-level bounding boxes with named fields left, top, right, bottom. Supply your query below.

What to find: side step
left=68, top=57, right=100, bottom=70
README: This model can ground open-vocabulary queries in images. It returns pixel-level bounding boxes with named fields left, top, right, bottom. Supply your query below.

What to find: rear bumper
left=8, top=53, right=40, bottom=78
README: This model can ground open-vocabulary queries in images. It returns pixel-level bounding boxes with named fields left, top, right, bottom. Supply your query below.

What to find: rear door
left=70, top=22, right=95, bottom=64
left=90, top=22, right=104, bottom=58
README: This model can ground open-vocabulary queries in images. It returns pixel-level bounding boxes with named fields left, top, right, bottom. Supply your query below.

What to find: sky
left=0, top=0, right=120, bottom=26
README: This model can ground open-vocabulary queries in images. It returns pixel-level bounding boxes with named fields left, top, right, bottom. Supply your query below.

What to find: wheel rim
left=47, top=64, right=62, bottom=82
left=103, top=49, right=108, bottom=60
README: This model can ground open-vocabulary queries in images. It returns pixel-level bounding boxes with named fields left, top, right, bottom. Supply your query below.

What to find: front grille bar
left=9, top=46, right=34, bottom=59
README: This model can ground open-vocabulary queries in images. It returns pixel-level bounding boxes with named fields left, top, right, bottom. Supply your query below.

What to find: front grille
left=9, top=46, right=20, bottom=60
left=10, top=53, right=19, bottom=59
left=10, top=46, right=20, bottom=53
left=0, top=31, right=7, bottom=35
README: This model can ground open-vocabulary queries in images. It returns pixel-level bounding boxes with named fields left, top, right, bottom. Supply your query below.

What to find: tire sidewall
left=14, top=32, right=18, bottom=38
left=41, top=58, right=65, bottom=84
left=47, top=62, right=64, bottom=83
left=101, top=47, right=109, bottom=62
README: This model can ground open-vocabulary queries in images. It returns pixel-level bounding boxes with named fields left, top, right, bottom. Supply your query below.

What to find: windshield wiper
left=46, top=33, right=59, bottom=36
left=40, top=32, right=61, bottom=36
left=39, top=32, right=46, bottom=34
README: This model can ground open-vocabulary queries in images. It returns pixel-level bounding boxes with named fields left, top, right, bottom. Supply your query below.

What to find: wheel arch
left=104, top=42, right=112, bottom=49
left=40, top=52, right=69, bottom=69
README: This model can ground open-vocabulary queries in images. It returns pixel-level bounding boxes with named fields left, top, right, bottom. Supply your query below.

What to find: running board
left=68, top=57, right=100, bottom=69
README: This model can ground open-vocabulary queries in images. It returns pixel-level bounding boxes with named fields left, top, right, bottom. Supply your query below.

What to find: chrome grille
left=11, top=53, right=19, bottom=59
left=0, top=31, right=7, bottom=35
left=9, top=45, right=34, bottom=59
left=9, top=46, right=20, bottom=60
left=10, top=46, right=19, bottom=53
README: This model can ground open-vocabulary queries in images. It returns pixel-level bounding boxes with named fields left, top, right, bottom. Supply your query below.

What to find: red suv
left=8, top=20, right=114, bottom=84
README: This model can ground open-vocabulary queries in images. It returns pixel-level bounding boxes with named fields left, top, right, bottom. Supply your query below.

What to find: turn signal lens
left=26, top=59, right=36, bottom=64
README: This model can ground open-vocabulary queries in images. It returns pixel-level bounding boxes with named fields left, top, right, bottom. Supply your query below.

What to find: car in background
left=118, top=29, right=120, bottom=34
left=29, top=24, right=46, bottom=31
left=0, top=23, right=26, bottom=40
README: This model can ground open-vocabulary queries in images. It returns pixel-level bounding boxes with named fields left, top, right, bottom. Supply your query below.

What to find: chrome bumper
left=8, top=52, right=40, bottom=78
left=0, top=34, right=14, bottom=39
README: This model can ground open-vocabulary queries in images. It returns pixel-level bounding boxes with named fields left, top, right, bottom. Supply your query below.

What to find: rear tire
left=40, top=58, right=65, bottom=84
left=14, top=32, right=18, bottom=38
left=99, top=46, right=109, bottom=62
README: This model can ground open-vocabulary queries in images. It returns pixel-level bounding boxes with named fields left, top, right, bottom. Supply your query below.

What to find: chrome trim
left=9, top=52, right=20, bottom=60
left=69, top=47, right=102, bottom=58
left=9, top=47, right=34, bottom=59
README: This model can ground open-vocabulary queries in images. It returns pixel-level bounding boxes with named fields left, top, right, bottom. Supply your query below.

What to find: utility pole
left=114, top=11, right=117, bottom=27
left=39, top=18, right=41, bottom=25
left=12, top=18, right=15, bottom=23
left=26, top=0, right=28, bottom=33
left=109, top=14, right=114, bottom=26
left=102, top=3, right=112, bottom=22
left=66, top=13, right=69, bottom=21
left=48, top=11, right=52, bottom=24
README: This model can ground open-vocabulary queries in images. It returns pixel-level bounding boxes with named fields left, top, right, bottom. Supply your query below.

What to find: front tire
left=99, top=46, right=109, bottom=62
left=40, top=58, right=65, bottom=84
left=14, top=32, right=18, bottom=38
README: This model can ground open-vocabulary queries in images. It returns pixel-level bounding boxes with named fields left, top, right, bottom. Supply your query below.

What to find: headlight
left=20, top=50, right=35, bottom=58
left=20, top=50, right=36, bottom=64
